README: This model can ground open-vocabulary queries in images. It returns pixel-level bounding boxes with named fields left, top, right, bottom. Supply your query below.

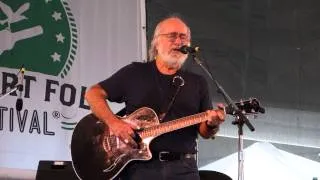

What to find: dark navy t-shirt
left=99, top=61, right=212, bottom=153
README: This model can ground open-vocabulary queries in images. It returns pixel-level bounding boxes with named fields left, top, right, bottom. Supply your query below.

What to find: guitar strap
left=158, top=75, right=185, bottom=121
left=151, top=61, right=185, bottom=121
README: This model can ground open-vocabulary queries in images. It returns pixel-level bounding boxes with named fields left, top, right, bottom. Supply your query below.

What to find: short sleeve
left=98, top=63, right=135, bottom=103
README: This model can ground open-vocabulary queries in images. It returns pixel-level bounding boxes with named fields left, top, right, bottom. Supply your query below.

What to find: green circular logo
left=0, top=0, right=77, bottom=78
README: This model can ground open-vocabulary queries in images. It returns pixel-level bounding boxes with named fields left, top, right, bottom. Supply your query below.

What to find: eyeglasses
left=158, top=32, right=190, bottom=42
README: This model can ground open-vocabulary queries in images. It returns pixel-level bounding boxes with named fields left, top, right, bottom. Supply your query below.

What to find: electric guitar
left=71, top=98, right=264, bottom=180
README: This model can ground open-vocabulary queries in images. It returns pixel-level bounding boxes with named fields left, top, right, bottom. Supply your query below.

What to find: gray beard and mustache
left=158, top=49, right=188, bottom=69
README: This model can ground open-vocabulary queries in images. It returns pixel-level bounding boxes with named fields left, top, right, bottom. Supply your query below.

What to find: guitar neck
left=137, top=98, right=263, bottom=139
left=139, top=112, right=208, bottom=138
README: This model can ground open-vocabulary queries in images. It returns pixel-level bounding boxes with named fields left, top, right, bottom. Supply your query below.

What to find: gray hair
left=148, top=16, right=191, bottom=61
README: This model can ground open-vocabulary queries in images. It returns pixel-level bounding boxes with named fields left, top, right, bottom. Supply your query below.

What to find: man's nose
left=173, top=36, right=183, bottom=45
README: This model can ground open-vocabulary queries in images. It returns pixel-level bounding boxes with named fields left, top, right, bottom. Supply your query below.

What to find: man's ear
left=154, top=39, right=159, bottom=47
left=154, top=41, right=159, bottom=54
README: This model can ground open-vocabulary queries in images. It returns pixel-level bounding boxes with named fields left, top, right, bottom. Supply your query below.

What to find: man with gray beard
left=85, top=15, right=226, bottom=180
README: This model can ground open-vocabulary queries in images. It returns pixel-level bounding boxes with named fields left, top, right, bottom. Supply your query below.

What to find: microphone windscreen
left=16, top=98, right=23, bottom=111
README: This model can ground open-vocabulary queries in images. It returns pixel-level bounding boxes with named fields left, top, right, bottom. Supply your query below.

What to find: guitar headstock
left=225, top=98, right=265, bottom=115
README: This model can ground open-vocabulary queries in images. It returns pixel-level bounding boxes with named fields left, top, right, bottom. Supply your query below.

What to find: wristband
left=206, top=122, right=219, bottom=130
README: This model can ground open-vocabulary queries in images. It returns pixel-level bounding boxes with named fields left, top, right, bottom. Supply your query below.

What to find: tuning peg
left=240, top=99, right=244, bottom=106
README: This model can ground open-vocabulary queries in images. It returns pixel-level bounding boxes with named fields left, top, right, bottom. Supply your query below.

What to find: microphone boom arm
left=0, top=65, right=25, bottom=111
left=191, top=53, right=255, bottom=131
left=0, top=85, right=20, bottom=100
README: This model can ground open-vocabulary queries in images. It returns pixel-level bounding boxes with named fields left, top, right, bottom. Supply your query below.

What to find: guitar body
left=71, top=98, right=264, bottom=179
left=71, top=107, right=159, bottom=180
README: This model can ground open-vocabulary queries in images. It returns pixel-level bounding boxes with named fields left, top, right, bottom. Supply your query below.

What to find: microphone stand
left=0, top=65, right=24, bottom=105
left=191, top=53, right=255, bottom=180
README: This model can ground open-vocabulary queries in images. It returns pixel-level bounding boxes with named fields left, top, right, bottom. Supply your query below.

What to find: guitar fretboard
left=139, top=112, right=208, bottom=138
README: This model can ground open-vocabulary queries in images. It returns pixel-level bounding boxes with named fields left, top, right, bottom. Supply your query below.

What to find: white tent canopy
left=200, top=142, right=320, bottom=180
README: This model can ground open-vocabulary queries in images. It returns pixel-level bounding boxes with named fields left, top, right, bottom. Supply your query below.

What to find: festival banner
left=0, top=0, right=145, bottom=171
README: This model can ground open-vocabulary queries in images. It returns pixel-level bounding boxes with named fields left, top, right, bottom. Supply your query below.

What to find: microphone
left=175, top=45, right=200, bottom=54
left=16, top=67, right=25, bottom=111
